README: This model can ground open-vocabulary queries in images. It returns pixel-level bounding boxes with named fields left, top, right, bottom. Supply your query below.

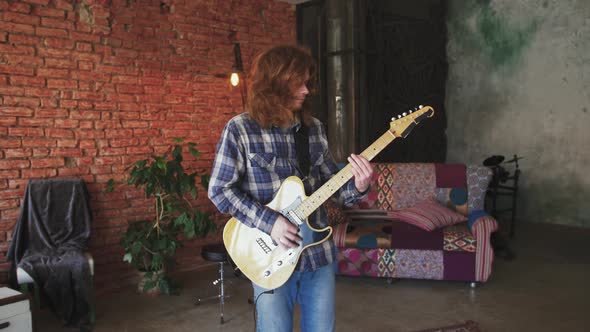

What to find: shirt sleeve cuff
left=258, top=207, right=281, bottom=235
left=350, top=181, right=369, bottom=199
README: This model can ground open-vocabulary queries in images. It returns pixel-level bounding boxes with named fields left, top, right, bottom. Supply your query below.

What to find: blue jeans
left=253, top=262, right=335, bottom=332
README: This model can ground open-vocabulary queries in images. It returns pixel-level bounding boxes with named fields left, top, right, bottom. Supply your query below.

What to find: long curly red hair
left=246, top=45, right=317, bottom=128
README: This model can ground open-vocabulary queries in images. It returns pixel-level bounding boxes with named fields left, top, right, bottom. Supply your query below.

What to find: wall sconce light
left=230, top=72, right=240, bottom=87
left=228, top=30, right=246, bottom=110
left=231, top=42, right=243, bottom=87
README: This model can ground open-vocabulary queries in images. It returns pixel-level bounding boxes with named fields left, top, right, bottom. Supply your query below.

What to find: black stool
left=194, top=243, right=231, bottom=324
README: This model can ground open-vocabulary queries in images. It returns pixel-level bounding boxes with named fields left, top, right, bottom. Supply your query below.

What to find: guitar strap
left=294, top=114, right=310, bottom=176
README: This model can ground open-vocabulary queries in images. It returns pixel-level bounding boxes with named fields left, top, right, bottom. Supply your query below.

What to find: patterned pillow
left=388, top=198, right=468, bottom=231
left=435, top=187, right=469, bottom=216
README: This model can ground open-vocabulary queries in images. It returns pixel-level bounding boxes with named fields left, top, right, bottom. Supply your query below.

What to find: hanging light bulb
left=230, top=72, right=239, bottom=87
left=230, top=41, right=243, bottom=87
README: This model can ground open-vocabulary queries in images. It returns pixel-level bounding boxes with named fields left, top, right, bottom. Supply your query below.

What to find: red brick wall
left=0, top=0, right=295, bottom=294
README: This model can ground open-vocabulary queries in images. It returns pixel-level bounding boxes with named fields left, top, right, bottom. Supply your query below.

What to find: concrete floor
left=36, top=222, right=590, bottom=332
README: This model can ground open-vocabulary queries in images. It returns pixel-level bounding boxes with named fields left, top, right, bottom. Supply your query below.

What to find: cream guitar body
left=223, top=105, right=435, bottom=289
left=223, top=176, right=331, bottom=290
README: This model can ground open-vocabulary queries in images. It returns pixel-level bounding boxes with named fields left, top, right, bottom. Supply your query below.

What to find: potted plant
left=106, top=138, right=215, bottom=294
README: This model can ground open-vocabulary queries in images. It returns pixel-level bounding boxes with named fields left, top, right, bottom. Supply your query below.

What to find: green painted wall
left=446, top=0, right=590, bottom=228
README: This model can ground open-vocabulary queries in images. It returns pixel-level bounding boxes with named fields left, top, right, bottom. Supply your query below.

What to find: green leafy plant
left=106, top=138, right=215, bottom=294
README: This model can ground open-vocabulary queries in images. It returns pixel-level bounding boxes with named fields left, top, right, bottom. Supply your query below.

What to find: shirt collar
left=271, top=119, right=301, bottom=132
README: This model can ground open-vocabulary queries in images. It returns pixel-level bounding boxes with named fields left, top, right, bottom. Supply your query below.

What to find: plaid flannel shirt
left=208, top=113, right=366, bottom=272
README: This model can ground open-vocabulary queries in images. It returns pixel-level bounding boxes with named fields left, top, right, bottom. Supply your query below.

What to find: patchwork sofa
left=330, top=163, right=498, bottom=285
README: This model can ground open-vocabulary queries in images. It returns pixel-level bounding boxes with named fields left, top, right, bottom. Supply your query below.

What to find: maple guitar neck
left=294, top=129, right=397, bottom=219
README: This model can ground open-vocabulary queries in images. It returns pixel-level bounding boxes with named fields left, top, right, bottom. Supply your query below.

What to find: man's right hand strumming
left=271, top=215, right=302, bottom=249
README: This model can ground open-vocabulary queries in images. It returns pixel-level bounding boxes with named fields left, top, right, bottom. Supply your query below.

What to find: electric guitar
left=223, top=105, right=435, bottom=289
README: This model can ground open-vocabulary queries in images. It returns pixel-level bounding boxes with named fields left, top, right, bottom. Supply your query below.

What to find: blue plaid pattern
left=208, top=113, right=365, bottom=272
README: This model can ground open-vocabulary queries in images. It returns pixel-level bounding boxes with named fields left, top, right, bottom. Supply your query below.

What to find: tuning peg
left=402, top=112, right=407, bottom=116
left=409, top=110, right=413, bottom=113
left=419, top=105, right=423, bottom=108
left=398, top=115, right=402, bottom=119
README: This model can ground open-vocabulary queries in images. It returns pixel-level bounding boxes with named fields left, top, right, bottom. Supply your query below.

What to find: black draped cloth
left=7, top=178, right=93, bottom=327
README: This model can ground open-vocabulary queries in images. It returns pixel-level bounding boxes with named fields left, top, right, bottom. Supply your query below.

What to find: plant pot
left=137, top=269, right=165, bottom=295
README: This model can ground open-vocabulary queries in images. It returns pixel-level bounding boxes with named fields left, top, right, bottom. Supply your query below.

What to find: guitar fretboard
left=295, top=130, right=397, bottom=219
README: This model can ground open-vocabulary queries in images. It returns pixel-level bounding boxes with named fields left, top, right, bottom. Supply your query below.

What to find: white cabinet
left=0, top=287, right=32, bottom=332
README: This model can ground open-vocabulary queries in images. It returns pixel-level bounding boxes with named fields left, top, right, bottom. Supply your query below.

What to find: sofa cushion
left=435, top=163, right=466, bottom=188
left=388, top=219, right=443, bottom=250
left=354, top=163, right=436, bottom=210
left=443, top=223, right=476, bottom=252
left=333, top=220, right=392, bottom=249
left=388, top=198, right=467, bottom=231
left=466, top=165, right=493, bottom=213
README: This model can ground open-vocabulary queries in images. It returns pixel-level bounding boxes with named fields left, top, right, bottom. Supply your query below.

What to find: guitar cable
left=252, top=281, right=301, bottom=330
left=253, top=289, right=274, bottom=330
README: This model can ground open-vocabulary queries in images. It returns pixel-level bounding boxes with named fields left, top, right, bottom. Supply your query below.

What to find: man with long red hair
left=208, top=45, right=373, bottom=331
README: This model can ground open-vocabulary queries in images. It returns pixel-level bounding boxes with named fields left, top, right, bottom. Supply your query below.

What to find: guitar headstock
left=389, top=105, right=435, bottom=138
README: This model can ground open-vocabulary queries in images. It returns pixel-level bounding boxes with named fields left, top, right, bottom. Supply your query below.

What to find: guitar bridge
left=256, top=238, right=272, bottom=254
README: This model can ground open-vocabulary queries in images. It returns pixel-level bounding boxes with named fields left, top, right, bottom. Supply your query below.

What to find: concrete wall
left=446, top=0, right=590, bottom=228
